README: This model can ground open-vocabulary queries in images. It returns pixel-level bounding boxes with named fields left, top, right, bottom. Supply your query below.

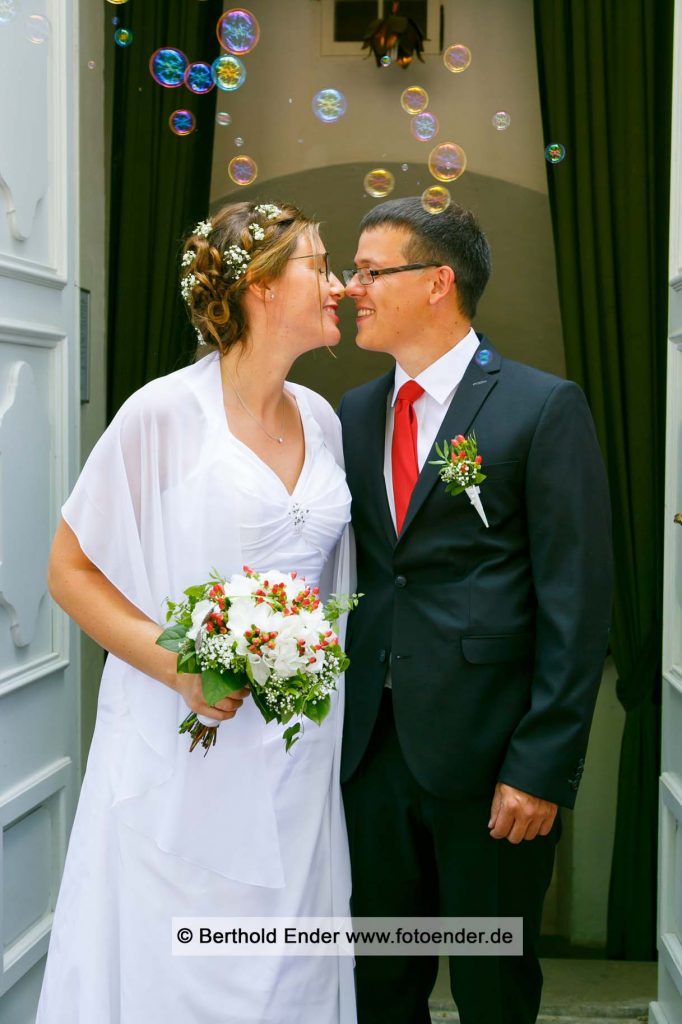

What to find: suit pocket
left=461, top=633, right=534, bottom=664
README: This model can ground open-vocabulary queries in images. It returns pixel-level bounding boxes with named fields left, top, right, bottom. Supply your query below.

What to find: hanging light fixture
left=361, top=1, right=426, bottom=68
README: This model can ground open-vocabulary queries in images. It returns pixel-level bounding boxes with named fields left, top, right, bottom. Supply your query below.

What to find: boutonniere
left=429, top=432, right=489, bottom=528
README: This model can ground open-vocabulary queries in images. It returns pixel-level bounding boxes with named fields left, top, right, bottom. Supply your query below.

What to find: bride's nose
left=328, top=271, right=345, bottom=298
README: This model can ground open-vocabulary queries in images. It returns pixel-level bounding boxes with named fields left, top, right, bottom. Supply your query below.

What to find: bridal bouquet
left=156, top=567, right=360, bottom=754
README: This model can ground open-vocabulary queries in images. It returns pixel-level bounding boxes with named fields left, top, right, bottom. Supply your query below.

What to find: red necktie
left=392, top=380, right=425, bottom=533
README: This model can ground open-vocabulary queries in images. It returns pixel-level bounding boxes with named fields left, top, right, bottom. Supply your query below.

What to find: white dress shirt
left=383, top=327, right=480, bottom=526
left=382, top=327, right=479, bottom=687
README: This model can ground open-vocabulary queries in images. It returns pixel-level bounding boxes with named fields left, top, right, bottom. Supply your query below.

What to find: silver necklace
left=227, top=370, right=286, bottom=444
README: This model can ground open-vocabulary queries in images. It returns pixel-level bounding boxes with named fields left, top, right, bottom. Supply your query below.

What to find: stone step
left=429, top=1001, right=649, bottom=1023
left=428, top=1011, right=647, bottom=1019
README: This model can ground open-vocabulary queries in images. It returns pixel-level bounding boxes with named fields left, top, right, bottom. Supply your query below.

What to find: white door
left=652, top=2, right=682, bottom=1021
left=0, top=1, right=80, bottom=1021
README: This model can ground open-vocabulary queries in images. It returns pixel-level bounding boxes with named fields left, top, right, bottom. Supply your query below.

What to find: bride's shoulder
left=114, top=355, right=213, bottom=428
left=287, top=383, right=339, bottom=428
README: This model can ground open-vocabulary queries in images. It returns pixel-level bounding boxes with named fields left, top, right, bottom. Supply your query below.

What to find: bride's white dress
left=36, top=352, right=356, bottom=1024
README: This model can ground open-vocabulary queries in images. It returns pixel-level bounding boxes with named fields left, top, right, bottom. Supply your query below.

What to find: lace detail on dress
left=288, top=501, right=310, bottom=534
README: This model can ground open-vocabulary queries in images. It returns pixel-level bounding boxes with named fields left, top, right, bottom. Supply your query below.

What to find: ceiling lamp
left=362, top=1, right=426, bottom=68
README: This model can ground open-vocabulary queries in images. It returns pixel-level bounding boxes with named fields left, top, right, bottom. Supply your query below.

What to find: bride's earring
left=268, top=291, right=275, bottom=300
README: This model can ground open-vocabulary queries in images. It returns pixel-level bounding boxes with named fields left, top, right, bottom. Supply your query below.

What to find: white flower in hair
left=181, top=273, right=197, bottom=302
left=195, top=220, right=212, bottom=237
left=223, top=245, right=251, bottom=281
left=254, top=204, right=282, bottom=220
left=195, top=326, right=207, bottom=346
left=249, top=223, right=265, bottom=241
left=181, top=250, right=196, bottom=267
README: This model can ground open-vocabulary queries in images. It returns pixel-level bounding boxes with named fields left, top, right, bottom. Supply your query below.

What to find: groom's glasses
left=341, top=263, right=440, bottom=286
left=288, top=251, right=331, bottom=281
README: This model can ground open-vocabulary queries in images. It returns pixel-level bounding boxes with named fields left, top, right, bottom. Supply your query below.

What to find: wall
left=210, top=0, right=551, bottom=195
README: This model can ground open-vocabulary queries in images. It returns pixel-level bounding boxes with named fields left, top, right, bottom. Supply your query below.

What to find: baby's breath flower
left=254, top=204, right=282, bottom=220
left=181, top=273, right=197, bottom=303
left=195, top=220, right=212, bottom=237
left=223, top=245, right=251, bottom=281
left=195, top=326, right=207, bottom=346
left=249, top=223, right=265, bottom=241
left=181, top=250, right=196, bottom=267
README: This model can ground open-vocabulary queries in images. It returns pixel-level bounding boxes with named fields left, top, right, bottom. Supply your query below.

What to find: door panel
left=0, top=0, right=79, bottom=1018
left=653, top=2, right=682, bottom=1021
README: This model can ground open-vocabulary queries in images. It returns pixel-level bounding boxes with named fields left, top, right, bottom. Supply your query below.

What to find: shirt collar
left=391, top=327, right=481, bottom=406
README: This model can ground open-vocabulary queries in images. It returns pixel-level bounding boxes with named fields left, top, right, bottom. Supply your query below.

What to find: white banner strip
left=172, top=917, right=523, bottom=956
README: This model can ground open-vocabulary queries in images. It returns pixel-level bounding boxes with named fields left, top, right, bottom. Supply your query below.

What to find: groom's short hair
left=359, top=197, right=491, bottom=319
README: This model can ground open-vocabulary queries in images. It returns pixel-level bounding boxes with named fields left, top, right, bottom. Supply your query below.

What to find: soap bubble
left=212, top=54, right=246, bottom=91
left=216, top=112, right=232, bottom=126
left=363, top=169, right=395, bottom=198
left=421, top=186, right=451, bottom=215
left=228, top=155, right=257, bottom=186
left=185, top=62, right=214, bottom=94
left=217, top=9, right=260, bottom=55
left=443, top=44, right=472, bottom=73
left=400, top=86, right=428, bottom=115
left=492, top=111, right=511, bottom=131
left=312, top=88, right=347, bottom=123
left=87, top=60, right=96, bottom=69
left=106, top=0, right=129, bottom=4
left=411, top=112, right=438, bottom=142
left=0, top=1, right=16, bottom=24
left=544, top=142, right=565, bottom=164
left=112, top=17, right=119, bottom=25
left=150, top=48, right=188, bottom=88
left=401, top=163, right=409, bottom=171
left=26, top=14, right=50, bottom=42
left=169, top=110, right=195, bottom=136
left=234, top=136, right=244, bottom=147
left=380, top=55, right=391, bottom=66
left=114, top=27, right=133, bottom=47
left=428, top=143, right=466, bottom=181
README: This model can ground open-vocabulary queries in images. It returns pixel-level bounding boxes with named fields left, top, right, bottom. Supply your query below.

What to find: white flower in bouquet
left=187, top=599, right=219, bottom=641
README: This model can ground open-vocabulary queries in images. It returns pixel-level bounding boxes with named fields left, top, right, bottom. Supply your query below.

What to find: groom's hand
left=487, top=782, right=558, bottom=844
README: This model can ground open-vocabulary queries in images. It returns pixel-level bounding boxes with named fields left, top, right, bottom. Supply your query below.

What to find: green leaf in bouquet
left=475, top=472, right=487, bottom=485
left=304, top=693, right=331, bottom=725
left=248, top=686, right=277, bottom=723
left=183, top=584, right=208, bottom=600
left=177, top=650, right=199, bottom=674
left=156, top=623, right=189, bottom=652
left=283, top=723, right=301, bottom=752
left=201, top=667, right=246, bottom=706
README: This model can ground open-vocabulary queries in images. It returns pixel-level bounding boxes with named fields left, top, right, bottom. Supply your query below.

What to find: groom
left=338, top=197, right=613, bottom=1024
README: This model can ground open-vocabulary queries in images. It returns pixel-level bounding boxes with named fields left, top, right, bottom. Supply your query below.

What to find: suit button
left=394, top=575, right=407, bottom=588
left=378, top=649, right=387, bottom=663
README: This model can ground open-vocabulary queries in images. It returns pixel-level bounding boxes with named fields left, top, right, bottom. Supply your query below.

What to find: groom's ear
left=427, top=265, right=456, bottom=306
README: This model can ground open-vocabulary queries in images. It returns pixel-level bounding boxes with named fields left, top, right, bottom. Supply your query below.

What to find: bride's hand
left=173, top=673, right=250, bottom=721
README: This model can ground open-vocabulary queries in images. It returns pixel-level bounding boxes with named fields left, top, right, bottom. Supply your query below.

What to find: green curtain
left=107, top=0, right=223, bottom=419
left=533, top=0, right=673, bottom=959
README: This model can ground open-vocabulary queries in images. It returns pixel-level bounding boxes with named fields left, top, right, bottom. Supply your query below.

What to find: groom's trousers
left=342, top=688, right=561, bottom=1024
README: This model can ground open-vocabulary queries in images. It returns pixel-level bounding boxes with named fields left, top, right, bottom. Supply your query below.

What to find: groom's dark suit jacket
left=339, top=337, right=613, bottom=809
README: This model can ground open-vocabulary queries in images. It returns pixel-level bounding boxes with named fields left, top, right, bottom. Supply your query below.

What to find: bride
left=36, top=201, right=356, bottom=1023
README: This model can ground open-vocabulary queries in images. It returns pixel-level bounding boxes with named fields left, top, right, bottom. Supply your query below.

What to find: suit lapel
left=357, top=369, right=396, bottom=545
left=398, top=341, right=500, bottom=540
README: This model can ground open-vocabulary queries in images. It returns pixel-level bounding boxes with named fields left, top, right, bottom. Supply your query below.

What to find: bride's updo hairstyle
left=179, top=201, right=318, bottom=354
